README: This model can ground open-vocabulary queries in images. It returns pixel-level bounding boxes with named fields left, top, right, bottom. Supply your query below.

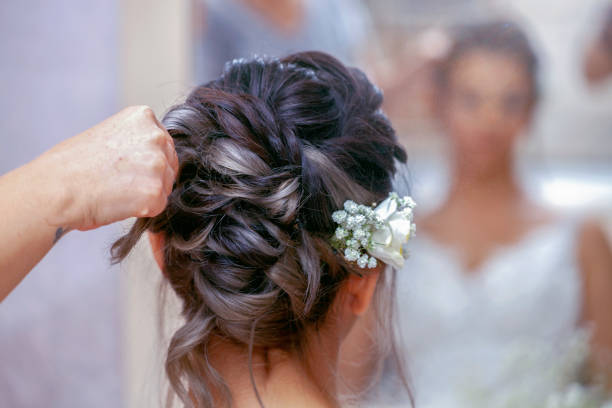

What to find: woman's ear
left=345, top=263, right=384, bottom=316
left=147, top=231, right=165, bottom=271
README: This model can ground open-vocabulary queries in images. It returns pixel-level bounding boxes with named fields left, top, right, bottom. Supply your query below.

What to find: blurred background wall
left=118, top=2, right=192, bottom=407
left=0, top=1, right=122, bottom=407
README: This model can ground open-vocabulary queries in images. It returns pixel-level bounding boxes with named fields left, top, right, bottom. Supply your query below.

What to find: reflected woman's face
left=442, top=49, right=533, bottom=171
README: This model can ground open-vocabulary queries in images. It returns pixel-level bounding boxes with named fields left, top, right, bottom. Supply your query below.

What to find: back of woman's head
left=111, top=51, right=407, bottom=407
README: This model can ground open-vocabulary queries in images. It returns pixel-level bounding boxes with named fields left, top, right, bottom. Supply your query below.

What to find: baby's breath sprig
left=330, top=199, right=380, bottom=268
left=330, top=193, right=417, bottom=270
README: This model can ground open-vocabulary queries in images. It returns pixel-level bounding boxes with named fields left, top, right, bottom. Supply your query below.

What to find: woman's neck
left=447, top=155, right=524, bottom=209
left=206, top=335, right=340, bottom=408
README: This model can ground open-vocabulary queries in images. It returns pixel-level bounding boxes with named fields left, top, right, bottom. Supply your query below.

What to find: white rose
left=367, top=195, right=414, bottom=270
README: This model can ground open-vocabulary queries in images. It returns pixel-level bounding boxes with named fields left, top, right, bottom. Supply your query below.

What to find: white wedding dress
left=369, top=218, right=610, bottom=408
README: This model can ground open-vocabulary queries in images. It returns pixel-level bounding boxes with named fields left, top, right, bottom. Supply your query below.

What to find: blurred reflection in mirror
left=584, top=4, right=612, bottom=85
left=192, top=0, right=373, bottom=83
left=341, top=19, right=612, bottom=408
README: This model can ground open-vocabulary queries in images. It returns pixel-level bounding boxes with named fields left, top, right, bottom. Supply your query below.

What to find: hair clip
left=330, top=192, right=416, bottom=270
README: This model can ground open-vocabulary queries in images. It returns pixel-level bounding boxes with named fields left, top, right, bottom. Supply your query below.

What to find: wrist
left=26, top=149, right=81, bottom=230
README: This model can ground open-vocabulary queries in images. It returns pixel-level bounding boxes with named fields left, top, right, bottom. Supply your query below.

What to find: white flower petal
left=372, top=195, right=398, bottom=221
left=388, top=213, right=414, bottom=248
left=367, top=245, right=405, bottom=269
left=371, top=225, right=392, bottom=246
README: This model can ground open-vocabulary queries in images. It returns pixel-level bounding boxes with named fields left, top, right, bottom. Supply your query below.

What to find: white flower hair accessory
left=330, top=192, right=416, bottom=270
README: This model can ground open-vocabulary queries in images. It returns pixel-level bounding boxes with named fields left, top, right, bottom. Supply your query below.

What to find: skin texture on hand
left=0, top=105, right=178, bottom=301
left=42, top=105, right=179, bottom=231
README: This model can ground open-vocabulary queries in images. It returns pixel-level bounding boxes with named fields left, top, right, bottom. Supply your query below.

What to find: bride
left=111, top=51, right=413, bottom=407
left=342, top=20, right=612, bottom=408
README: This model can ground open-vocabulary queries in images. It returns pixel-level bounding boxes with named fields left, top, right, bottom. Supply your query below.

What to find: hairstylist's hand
left=40, top=105, right=179, bottom=230
left=0, top=106, right=178, bottom=301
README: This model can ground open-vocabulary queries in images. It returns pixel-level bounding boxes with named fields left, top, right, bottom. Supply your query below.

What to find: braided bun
left=111, top=51, right=406, bottom=407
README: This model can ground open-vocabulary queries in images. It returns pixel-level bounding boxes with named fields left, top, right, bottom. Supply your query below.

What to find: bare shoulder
left=577, top=218, right=612, bottom=267
left=576, top=217, right=612, bottom=378
left=576, top=216, right=612, bottom=325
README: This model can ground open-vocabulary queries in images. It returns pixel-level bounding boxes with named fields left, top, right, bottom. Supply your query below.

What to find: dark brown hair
left=437, top=20, right=540, bottom=103
left=111, top=51, right=407, bottom=407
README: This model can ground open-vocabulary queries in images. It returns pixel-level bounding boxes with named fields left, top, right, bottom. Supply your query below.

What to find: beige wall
left=118, top=1, right=193, bottom=407
left=120, top=0, right=193, bottom=115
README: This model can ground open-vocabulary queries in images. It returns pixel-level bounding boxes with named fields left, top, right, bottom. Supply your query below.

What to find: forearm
left=0, top=155, right=69, bottom=301
left=0, top=106, right=177, bottom=301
